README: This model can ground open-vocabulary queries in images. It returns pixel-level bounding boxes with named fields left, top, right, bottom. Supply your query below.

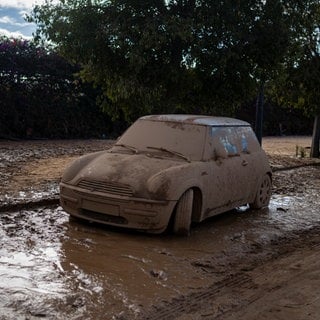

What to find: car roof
left=139, top=114, right=250, bottom=127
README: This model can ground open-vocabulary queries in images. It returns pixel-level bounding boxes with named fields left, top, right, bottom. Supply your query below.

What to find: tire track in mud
left=139, top=273, right=254, bottom=320
left=137, top=226, right=320, bottom=320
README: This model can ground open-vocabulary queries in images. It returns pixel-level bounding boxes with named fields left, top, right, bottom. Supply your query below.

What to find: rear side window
left=210, top=127, right=239, bottom=157
left=235, top=127, right=261, bottom=154
left=209, top=125, right=260, bottom=158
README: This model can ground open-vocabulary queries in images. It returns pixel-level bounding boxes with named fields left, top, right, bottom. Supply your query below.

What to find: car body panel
left=60, top=114, right=272, bottom=234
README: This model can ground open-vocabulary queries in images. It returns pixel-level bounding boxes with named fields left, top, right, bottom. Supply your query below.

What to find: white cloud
left=0, top=0, right=58, bottom=38
left=0, top=15, right=14, bottom=23
left=0, top=27, right=31, bottom=38
left=0, top=1, right=46, bottom=10
left=0, top=15, right=29, bottom=26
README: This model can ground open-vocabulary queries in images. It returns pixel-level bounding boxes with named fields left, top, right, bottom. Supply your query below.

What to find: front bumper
left=60, top=182, right=176, bottom=233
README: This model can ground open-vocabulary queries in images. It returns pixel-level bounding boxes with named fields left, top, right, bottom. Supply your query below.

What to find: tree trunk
left=255, top=81, right=264, bottom=145
left=310, top=115, right=320, bottom=158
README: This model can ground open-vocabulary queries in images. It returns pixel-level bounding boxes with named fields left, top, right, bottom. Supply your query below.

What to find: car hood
left=67, top=151, right=186, bottom=197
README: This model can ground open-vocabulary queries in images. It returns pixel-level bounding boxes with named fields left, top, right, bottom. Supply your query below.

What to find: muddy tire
left=173, top=189, right=194, bottom=236
left=250, top=174, right=272, bottom=209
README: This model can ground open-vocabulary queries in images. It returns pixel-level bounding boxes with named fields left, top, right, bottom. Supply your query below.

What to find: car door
left=204, top=126, right=251, bottom=216
left=235, top=126, right=263, bottom=200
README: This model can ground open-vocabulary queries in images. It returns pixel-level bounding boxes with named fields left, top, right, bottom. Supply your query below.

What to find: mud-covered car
left=60, top=115, right=272, bottom=235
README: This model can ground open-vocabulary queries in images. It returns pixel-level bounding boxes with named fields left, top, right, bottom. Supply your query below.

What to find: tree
left=0, top=35, right=112, bottom=138
left=29, top=0, right=293, bottom=124
left=269, top=0, right=320, bottom=157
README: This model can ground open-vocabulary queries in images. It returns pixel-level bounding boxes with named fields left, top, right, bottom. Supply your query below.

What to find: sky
left=0, top=0, right=45, bottom=38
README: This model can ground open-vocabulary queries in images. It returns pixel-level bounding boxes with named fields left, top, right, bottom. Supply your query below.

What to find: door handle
left=242, top=160, right=248, bottom=166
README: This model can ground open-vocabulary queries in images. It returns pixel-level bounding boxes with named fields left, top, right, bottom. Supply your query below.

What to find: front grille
left=77, top=179, right=133, bottom=197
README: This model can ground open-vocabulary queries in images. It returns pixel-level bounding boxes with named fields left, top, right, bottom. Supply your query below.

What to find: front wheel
left=250, top=174, right=272, bottom=209
left=173, top=189, right=194, bottom=236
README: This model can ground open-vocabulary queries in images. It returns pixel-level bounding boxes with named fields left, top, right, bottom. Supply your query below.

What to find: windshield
left=116, top=119, right=206, bottom=161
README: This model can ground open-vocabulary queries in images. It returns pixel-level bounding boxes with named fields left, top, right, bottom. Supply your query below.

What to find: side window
left=210, top=127, right=239, bottom=157
left=236, top=127, right=260, bottom=154
left=240, top=131, right=249, bottom=153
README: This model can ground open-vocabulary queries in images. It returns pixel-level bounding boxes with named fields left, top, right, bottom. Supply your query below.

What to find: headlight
left=147, top=172, right=170, bottom=199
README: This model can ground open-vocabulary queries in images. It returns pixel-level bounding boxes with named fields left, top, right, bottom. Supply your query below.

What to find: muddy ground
left=0, top=136, right=320, bottom=319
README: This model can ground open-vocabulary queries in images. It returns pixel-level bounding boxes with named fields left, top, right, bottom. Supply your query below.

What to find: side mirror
left=213, top=144, right=227, bottom=160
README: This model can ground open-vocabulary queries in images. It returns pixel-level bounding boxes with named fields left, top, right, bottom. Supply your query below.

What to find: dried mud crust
left=0, top=140, right=113, bottom=208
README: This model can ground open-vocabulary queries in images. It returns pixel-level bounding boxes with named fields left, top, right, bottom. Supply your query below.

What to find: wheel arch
left=191, top=187, right=202, bottom=222
left=172, top=186, right=203, bottom=220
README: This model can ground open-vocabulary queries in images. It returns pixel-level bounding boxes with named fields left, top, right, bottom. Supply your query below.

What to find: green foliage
left=0, top=35, right=112, bottom=139
left=269, top=0, right=320, bottom=116
left=266, top=0, right=320, bottom=157
left=29, top=0, right=293, bottom=122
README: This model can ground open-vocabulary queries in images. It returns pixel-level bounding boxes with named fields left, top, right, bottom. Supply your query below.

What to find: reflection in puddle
left=266, top=194, right=320, bottom=231
left=0, top=190, right=319, bottom=319
left=0, top=208, right=71, bottom=319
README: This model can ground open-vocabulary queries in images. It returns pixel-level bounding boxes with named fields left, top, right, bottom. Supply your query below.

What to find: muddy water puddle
left=1, top=186, right=319, bottom=320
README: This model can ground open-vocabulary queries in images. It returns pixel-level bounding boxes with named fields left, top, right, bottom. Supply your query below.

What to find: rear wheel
left=173, top=189, right=194, bottom=236
left=250, top=174, right=272, bottom=209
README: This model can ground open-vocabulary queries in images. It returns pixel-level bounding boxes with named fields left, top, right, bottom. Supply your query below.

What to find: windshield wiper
left=146, top=146, right=190, bottom=162
left=113, top=143, right=139, bottom=154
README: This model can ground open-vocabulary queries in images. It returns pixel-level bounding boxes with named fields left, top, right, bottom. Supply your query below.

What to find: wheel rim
left=259, top=176, right=271, bottom=206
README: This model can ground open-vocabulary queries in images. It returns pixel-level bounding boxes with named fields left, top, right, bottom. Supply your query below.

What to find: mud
left=0, top=140, right=112, bottom=208
left=1, top=137, right=320, bottom=319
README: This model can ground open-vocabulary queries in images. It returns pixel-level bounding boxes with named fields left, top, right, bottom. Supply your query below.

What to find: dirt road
left=0, top=137, right=320, bottom=319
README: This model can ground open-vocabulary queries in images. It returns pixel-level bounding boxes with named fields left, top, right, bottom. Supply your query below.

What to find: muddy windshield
left=116, top=119, right=206, bottom=161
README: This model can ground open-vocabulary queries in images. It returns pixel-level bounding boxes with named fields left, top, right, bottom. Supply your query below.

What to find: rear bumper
left=60, top=182, right=176, bottom=233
